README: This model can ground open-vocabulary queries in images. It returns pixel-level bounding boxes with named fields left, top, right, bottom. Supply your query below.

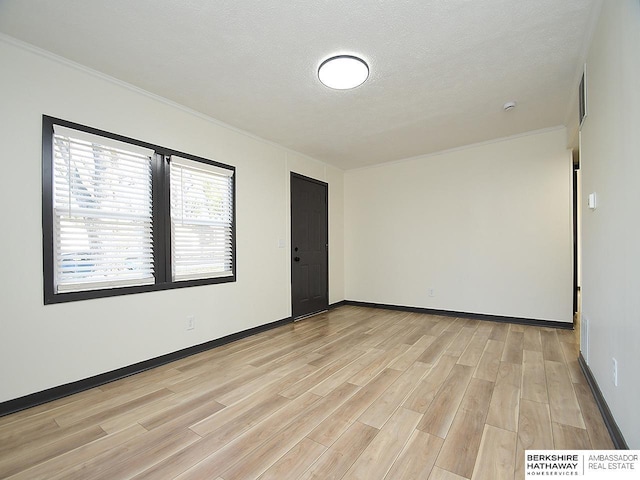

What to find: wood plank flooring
left=0, top=306, right=614, bottom=479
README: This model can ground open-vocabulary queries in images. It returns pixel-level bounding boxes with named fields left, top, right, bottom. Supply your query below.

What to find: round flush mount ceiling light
left=318, top=55, right=369, bottom=90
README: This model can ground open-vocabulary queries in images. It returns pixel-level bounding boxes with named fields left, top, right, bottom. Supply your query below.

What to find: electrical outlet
left=187, top=315, right=195, bottom=331
left=428, top=288, right=435, bottom=297
left=612, top=357, right=618, bottom=387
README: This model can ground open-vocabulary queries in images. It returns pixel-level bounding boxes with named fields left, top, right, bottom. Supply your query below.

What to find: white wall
left=0, top=38, right=344, bottom=403
left=579, top=0, right=640, bottom=448
left=345, top=128, right=573, bottom=323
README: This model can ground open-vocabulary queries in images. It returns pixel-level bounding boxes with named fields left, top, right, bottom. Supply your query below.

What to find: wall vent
left=580, top=313, right=589, bottom=363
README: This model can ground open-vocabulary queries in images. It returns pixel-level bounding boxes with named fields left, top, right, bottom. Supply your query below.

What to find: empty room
left=0, top=1, right=638, bottom=479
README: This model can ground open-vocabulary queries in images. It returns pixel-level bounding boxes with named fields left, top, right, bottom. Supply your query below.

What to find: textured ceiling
left=0, top=0, right=599, bottom=170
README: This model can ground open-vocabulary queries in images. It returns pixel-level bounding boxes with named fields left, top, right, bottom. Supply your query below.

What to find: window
left=52, top=126, right=155, bottom=292
left=43, top=116, right=235, bottom=303
left=169, top=156, right=234, bottom=281
left=578, top=64, right=587, bottom=129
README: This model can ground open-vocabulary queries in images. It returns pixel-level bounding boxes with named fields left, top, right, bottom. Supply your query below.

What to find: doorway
left=290, top=173, right=328, bottom=319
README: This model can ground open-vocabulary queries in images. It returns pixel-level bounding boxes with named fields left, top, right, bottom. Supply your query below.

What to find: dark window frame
left=42, top=115, right=236, bottom=304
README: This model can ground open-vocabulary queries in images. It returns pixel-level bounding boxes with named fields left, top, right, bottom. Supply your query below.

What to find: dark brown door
left=291, top=173, right=328, bottom=319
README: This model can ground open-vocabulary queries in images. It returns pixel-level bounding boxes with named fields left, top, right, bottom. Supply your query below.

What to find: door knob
left=294, top=256, right=300, bottom=262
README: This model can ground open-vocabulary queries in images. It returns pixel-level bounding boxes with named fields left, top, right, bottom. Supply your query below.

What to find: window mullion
left=152, top=153, right=168, bottom=284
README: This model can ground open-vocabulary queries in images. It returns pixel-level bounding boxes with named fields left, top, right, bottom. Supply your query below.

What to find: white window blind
left=170, top=155, right=234, bottom=282
left=52, top=126, right=155, bottom=293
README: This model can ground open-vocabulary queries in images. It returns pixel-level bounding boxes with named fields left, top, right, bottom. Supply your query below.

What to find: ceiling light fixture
left=318, top=55, right=369, bottom=90
left=503, top=101, right=517, bottom=111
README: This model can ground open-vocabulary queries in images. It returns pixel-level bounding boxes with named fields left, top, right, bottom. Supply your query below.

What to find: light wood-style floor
left=0, top=306, right=614, bottom=479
